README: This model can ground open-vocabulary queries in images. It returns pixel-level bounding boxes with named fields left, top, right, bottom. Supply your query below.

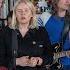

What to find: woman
left=0, top=0, right=53, bottom=70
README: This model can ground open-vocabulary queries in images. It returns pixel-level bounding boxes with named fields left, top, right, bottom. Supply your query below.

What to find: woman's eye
left=17, top=11, right=21, bottom=13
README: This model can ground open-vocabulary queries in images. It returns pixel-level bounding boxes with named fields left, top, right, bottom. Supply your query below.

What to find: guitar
left=54, top=50, right=70, bottom=60
left=52, top=43, right=70, bottom=60
left=45, top=44, right=70, bottom=70
left=45, top=51, right=70, bottom=70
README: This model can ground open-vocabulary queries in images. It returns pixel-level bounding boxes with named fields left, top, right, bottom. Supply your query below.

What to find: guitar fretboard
left=54, top=51, right=70, bottom=59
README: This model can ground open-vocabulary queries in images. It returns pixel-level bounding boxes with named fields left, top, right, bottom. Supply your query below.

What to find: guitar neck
left=53, top=51, right=70, bottom=59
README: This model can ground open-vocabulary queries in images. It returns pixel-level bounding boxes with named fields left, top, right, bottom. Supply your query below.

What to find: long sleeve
left=0, top=29, right=6, bottom=66
left=0, top=28, right=12, bottom=68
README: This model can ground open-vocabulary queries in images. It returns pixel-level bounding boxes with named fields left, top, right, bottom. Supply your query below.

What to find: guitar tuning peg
left=55, top=45, right=59, bottom=49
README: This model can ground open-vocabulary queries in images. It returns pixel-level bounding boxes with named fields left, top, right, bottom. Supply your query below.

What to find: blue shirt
left=38, top=15, right=70, bottom=65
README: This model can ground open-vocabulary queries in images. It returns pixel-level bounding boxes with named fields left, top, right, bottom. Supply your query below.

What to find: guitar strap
left=59, top=11, right=70, bottom=49
left=53, top=11, right=70, bottom=52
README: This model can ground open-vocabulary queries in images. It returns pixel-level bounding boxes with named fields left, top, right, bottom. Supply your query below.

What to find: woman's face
left=16, top=2, right=32, bottom=24
left=57, top=0, right=70, bottom=11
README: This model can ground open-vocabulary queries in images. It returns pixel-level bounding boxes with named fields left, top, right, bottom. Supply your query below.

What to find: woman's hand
left=29, top=57, right=43, bottom=67
left=16, top=56, right=29, bottom=66
left=16, top=56, right=43, bottom=67
left=28, top=57, right=38, bottom=67
left=36, top=57, right=43, bottom=66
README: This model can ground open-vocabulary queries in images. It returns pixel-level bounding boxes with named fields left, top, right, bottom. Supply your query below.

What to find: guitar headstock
left=52, top=43, right=62, bottom=53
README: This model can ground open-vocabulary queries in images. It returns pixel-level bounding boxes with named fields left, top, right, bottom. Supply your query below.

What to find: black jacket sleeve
left=0, top=29, right=7, bottom=66
left=0, top=28, right=12, bottom=68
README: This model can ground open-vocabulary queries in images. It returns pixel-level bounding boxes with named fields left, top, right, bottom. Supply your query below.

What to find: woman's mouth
left=21, top=17, right=26, bottom=19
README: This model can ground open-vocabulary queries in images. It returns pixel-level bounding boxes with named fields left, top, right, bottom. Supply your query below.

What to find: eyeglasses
left=16, top=9, right=30, bottom=14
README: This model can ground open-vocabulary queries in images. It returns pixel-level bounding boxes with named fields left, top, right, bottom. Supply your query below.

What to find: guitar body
left=49, top=43, right=63, bottom=70
left=46, top=43, right=70, bottom=70
left=50, top=43, right=70, bottom=70
left=50, top=62, right=62, bottom=70
left=45, top=62, right=62, bottom=70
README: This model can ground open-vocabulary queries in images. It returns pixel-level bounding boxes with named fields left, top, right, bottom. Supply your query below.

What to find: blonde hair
left=10, top=0, right=38, bottom=29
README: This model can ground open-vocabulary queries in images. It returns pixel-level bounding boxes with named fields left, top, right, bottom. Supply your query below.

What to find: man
left=0, top=0, right=3, bottom=15
left=0, top=0, right=3, bottom=9
left=38, top=0, right=70, bottom=70
left=0, top=0, right=3, bottom=28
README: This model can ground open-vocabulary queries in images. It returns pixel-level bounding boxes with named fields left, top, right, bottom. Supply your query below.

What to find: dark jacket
left=0, top=26, right=53, bottom=70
